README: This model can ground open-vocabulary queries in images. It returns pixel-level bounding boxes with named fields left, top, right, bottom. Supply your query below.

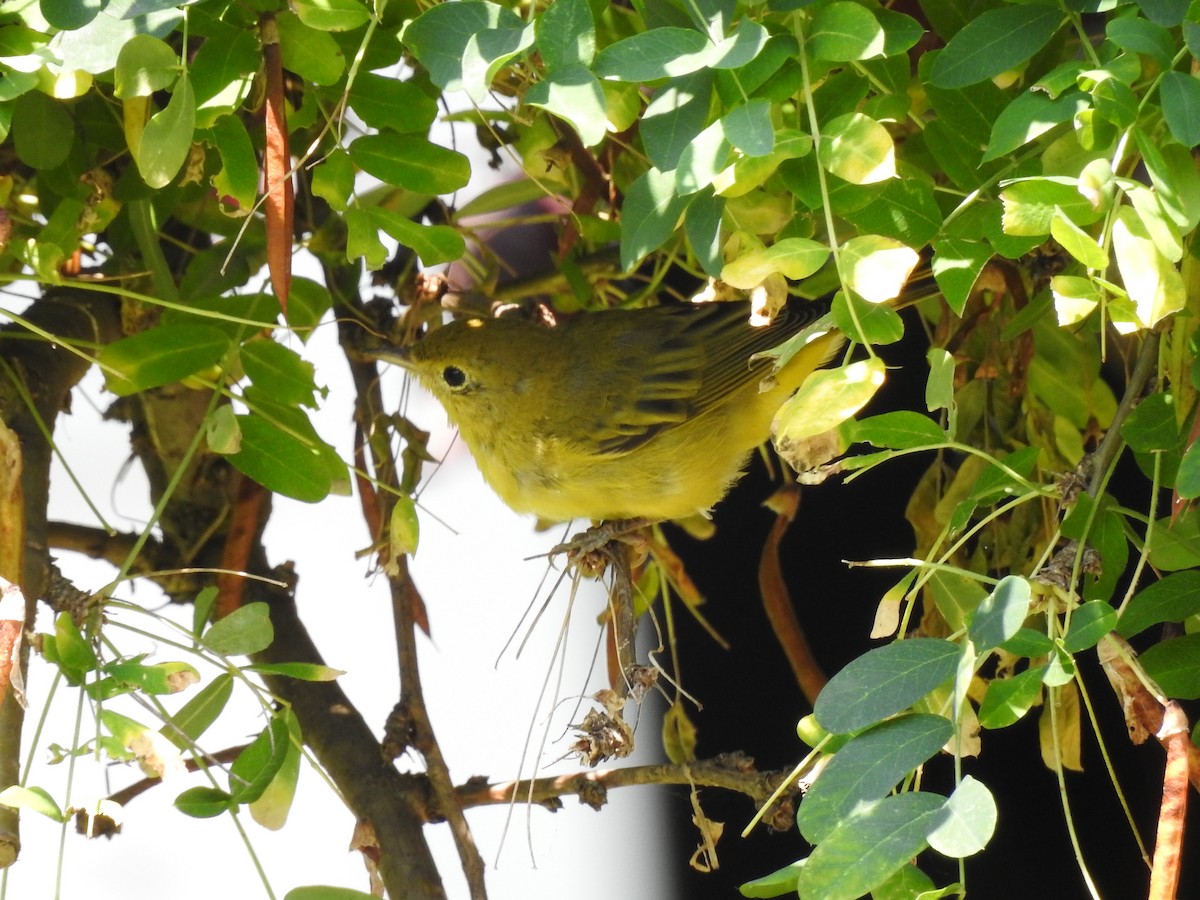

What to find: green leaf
left=842, top=176, right=943, bottom=247
left=293, top=0, right=372, bottom=31
left=209, top=115, right=258, bottom=217
left=137, top=73, right=195, bottom=189
left=201, top=602, right=274, bottom=656
left=1060, top=495, right=1128, bottom=602
left=797, top=714, right=952, bottom=844
left=978, top=665, right=1044, bottom=728
left=390, top=493, right=420, bottom=558
left=1050, top=275, right=1101, bottom=327
left=831, top=289, right=904, bottom=344
left=1063, top=600, right=1117, bottom=653
left=969, top=576, right=1032, bottom=652
left=983, top=90, right=1088, bottom=163
left=722, top=238, right=829, bottom=289
left=1137, top=0, right=1188, bottom=25
left=284, top=887, right=379, bottom=900
left=41, top=0, right=104, bottom=30
left=1160, top=72, right=1200, bottom=148
left=1140, top=137, right=1200, bottom=232
left=251, top=708, right=302, bottom=830
left=405, top=1, right=527, bottom=96
left=1148, top=511, right=1200, bottom=571
left=456, top=179, right=550, bottom=219
left=797, top=792, right=946, bottom=900
left=526, top=65, right=608, bottom=147
left=620, top=167, right=689, bottom=270
left=229, top=715, right=290, bottom=804
left=1126, top=183, right=1183, bottom=263
left=1088, top=73, right=1138, bottom=129
left=277, top=12, right=346, bottom=85
left=592, top=26, right=712, bottom=80
left=54, top=6, right=182, bottom=75
left=814, top=638, right=961, bottom=734
left=1042, top=645, right=1077, bottom=687
left=102, top=660, right=199, bottom=696
left=100, top=324, right=230, bottom=396
left=739, top=861, right=804, bottom=898
left=286, top=277, right=333, bottom=340
left=12, top=89, right=75, bottom=171
left=1118, top=572, right=1200, bottom=637
left=875, top=8, right=924, bottom=57
left=226, top=413, right=334, bottom=503
left=927, top=776, right=996, bottom=858
left=191, top=23, right=259, bottom=121
left=247, top=663, right=344, bottom=682
left=311, top=150, right=355, bottom=212
left=926, top=347, right=955, bottom=417
left=929, top=5, right=1064, bottom=89
left=853, top=411, right=946, bottom=449
left=347, top=74, right=438, bottom=134
left=175, top=786, right=233, bottom=818
left=345, top=206, right=388, bottom=269
left=1050, top=209, right=1108, bottom=269
left=1105, top=15, right=1175, bottom=69
left=193, top=586, right=219, bottom=637
left=931, top=238, right=992, bottom=316
left=721, top=99, right=774, bottom=157
left=348, top=135, right=471, bottom=194
left=364, top=207, right=467, bottom=266
left=809, top=1, right=885, bottom=61
left=0, top=786, right=65, bottom=823
left=819, top=112, right=895, bottom=184
left=1000, top=178, right=1104, bottom=236
left=53, top=611, right=97, bottom=684
left=641, top=70, right=714, bottom=172
left=241, top=340, right=320, bottom=408
left=710, top=21, right=769, bottom=69
left=461, top=22, right=535, bottom=103
left=1001, top=627, right=1055, bottom=657
left=114, top=34, right=179, bottom=99
left=684, top=189, right=724, bottom=278
left=1138, top=633, right=1200, bottom=698
left=925, top=62, right=1008, bottom=146
left=676, top=120, right=731, bottom=196
left=869, top=864, right=939, bottom=900
left=536, top=0, right=594, bottom=69
left=162, top=673, right=234, bottom=749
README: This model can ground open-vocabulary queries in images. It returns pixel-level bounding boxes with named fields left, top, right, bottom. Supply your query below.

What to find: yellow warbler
left=372, top=301, right=841, bottom=523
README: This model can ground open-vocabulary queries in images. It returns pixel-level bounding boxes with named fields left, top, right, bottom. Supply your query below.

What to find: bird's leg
left=549, top=517, right=653, bottom=575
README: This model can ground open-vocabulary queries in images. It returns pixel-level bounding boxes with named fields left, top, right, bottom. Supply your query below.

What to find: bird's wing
left=568, top=302, right=819, bottom=456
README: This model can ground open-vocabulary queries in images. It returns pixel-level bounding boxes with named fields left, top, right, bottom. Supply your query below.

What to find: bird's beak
left=363, top=336, right=413, bottom=369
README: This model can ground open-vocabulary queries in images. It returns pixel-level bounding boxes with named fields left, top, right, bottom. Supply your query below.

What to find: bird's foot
left=550, top=517, right=652, bottom=577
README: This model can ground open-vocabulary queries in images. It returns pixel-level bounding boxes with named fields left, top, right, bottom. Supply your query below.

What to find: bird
left=369, top=299, right=843, bottom=524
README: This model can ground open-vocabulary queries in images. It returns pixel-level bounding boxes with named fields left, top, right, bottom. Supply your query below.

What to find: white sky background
left=5, top=314, right=676, bottom=900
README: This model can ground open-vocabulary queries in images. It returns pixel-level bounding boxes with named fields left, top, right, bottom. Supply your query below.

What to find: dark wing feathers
left=569, top=301, right=821, bottom=456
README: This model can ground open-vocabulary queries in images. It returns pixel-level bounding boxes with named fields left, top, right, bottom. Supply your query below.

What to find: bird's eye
left=442, top=365, right=467, bottom=389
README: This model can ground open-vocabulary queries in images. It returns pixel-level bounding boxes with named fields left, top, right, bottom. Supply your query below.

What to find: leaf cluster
left=1, top=0, right=1200, bottom=897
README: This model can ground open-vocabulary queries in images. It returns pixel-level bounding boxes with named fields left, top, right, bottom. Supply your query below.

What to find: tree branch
left=334, top=269, right=481, bottom=899
left=0, top=286, right=123, bottom=866
left=454, top=752, right=799, bottom=832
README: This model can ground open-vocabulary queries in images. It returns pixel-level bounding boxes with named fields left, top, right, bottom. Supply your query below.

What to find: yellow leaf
left=841, top=235, right=920, bottom=303
left=1040, top=681, right=1083, bottom=772
left=389, top=494, right=420, bottom=558
left=773, top=357, right=886, bottom=442
left=1112, top=205, right=1185, bottom=329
